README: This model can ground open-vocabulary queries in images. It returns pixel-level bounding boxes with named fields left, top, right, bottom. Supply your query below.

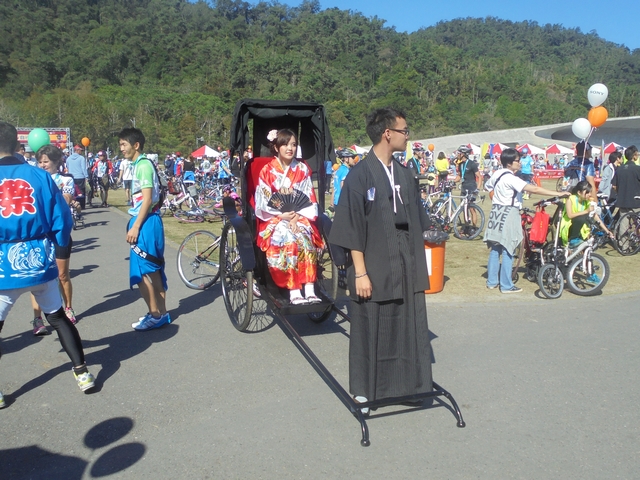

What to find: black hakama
left=329, top=151, right=434, bottom=402
left=349, top=230, right=432, bottom=400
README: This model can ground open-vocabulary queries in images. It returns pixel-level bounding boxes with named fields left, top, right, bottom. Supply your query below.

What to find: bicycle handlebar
left=533, top=196, right=563, bottom=207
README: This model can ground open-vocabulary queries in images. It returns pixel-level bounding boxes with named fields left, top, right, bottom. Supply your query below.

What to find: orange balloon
left=588, top=106, right=608, bottom=128
left=81, top=137, right=91, bottom=147
left=59, top=142, right=66, bottom=149
left=427, top=144, right=435, bottom=152
left=332, top=163, right=340, bottom=171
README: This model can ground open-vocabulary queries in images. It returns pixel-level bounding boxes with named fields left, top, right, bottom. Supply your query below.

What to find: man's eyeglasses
left=389, top=128, right=410, bottom=136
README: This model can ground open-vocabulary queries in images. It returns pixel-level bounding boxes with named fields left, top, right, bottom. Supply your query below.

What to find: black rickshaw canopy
left=229, top=99, right=336, bottom=208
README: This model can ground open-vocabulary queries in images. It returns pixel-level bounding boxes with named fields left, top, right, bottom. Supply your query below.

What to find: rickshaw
left=218, top=99, right=465, bottom=446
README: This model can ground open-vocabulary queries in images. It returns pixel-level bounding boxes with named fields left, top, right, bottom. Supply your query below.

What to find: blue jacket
left=66, top=152, right=88, bottom=179
left=0, top=156, right=73, bottom=289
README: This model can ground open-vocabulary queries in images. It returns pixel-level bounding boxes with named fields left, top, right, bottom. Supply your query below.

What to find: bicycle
left=430, top=182, right=485, bottom=240
left=511, top=205, right=545, bottom=283
left=159, top=177, right=201, bottom=219
left=177, top=230, right=222, bottom=289
left=536, top=199, right=610, bottom=299
left=614, top=210, right=640, bottom=255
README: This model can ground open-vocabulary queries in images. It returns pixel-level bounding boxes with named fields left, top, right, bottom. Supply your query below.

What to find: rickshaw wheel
left=220, top=222, right=254, bottom=331
left=307, top=239, right=339, bottom=323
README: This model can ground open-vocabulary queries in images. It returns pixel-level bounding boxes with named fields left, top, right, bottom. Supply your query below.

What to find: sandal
left=290, top=297, right=308, bottom=306
left=306, top=295, right=322, bottom=304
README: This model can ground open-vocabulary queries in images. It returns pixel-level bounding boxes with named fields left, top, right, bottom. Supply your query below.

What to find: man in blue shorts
left=118, top=128, right=170, bottom=331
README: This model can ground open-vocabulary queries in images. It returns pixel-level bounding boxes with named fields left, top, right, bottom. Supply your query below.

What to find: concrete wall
left=410, top=116, right=640, bottom=156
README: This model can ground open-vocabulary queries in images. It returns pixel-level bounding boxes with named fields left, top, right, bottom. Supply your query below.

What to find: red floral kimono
left=254, top=158, right=324, bottom=289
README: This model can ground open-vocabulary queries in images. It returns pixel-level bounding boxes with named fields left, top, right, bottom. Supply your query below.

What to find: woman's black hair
left=571, top=180, right=592, bottom=196
left=270, top=129, right=298, bottom=155
left=437, top=151, right=445, bottom=160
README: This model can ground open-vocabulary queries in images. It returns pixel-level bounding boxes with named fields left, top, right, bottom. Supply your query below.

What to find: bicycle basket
left=167, top=180, right=180, bottom=195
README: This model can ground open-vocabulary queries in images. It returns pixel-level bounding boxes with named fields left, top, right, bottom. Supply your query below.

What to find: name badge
left=366, top=187, right=375, bottom=201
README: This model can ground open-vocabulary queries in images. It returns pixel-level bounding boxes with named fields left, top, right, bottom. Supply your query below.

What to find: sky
left=281, top=0, right=640, bottom=51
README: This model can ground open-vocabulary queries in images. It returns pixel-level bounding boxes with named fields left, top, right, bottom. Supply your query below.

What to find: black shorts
left=55, top=237, right=73, bottom=260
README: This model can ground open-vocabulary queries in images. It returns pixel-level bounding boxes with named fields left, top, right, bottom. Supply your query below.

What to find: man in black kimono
left=330, top=107, right=433, bottom=409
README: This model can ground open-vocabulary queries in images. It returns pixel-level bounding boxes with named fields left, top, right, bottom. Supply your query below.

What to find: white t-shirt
left=484, top=168, right=527, bottom=207
left=120, top=159, right=134, bottom=181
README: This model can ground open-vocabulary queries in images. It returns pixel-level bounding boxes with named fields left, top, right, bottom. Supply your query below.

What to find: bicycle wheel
left=219, top=223, right=254, bottom=331
left=537, top=263, right=564, bottom=299
left=453, top=204, right=485, bottom=240
left=177, top=230, right=220, bottom=289
left=614, top=211, right=640, bottom=256
left=555, top=178, right=564, bottom=192
left=173, top=209, right=204, bottom=223
left=565, top=252, right=609, bottom=296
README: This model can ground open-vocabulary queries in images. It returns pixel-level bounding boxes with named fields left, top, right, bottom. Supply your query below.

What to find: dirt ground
left=108, top=178, right=639, bottom=303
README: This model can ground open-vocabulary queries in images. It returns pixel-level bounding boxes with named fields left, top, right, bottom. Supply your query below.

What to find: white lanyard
left=378, top=158, right=402, bottom=213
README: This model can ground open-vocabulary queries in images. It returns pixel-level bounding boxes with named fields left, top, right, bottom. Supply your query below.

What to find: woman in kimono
left=254, top=129, right=323, bottom=305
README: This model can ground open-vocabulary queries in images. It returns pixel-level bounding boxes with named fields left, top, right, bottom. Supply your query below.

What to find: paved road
left=1, top=206, right=639, bottom=479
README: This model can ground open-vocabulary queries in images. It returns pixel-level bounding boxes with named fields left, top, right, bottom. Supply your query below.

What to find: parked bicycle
left=429, top=181, right=485, bottom=240
left=177, top=230, right=222, bottom=289
left=613, top=201, right=640, bottom=256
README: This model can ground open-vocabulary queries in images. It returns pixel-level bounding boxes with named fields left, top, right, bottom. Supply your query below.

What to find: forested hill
left=1, top=0, right=639, bottom=152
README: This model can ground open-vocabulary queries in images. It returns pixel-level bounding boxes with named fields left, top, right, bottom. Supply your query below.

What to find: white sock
left=304, top=283, right=316, bottom=298
left=290, top=289, right=303, bottom=300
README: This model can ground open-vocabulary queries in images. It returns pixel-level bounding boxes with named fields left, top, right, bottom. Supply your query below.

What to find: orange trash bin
left=424, top=241, right=446, bottom=294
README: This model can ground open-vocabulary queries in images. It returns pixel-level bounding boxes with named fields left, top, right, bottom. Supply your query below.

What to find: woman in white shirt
left=484, top=148, right=568, bottom=294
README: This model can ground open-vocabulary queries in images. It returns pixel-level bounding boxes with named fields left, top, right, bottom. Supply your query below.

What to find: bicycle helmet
left=457, top=146, right=472, bottom=157
left=337, top=148, right=356, bottom=158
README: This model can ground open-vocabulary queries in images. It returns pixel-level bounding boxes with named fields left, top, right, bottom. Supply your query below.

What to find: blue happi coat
left=0, top=156, right=72, bottom=289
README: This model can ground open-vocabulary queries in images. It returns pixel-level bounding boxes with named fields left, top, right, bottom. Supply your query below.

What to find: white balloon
left=572, top=118, right=592, bottom=139
left=587, top=83, right=608, bottom=107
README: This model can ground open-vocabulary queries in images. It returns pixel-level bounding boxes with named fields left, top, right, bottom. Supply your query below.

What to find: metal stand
left=271, top=302, right=466, bottom=446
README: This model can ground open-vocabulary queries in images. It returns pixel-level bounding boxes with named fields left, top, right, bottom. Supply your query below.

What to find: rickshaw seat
left=246, top=156, right=273, bottom=211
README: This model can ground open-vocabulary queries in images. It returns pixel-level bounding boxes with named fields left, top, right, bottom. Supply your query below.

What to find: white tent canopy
left=351, top=144, right=368, bottom=155
left=191, top=145, right=221, bottom=158
left=466, top=143, right=482, bottom=155
left=546, top=143, right=574, bottom=155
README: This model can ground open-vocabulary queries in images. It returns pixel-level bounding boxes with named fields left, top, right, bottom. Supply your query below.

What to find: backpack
left=153, top=164, right=169, bottom=211
left=138, top=157, right=168, bottom=212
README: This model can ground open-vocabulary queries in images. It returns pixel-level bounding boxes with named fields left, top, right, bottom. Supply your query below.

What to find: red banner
left=17, top=127, right=72, bottom=150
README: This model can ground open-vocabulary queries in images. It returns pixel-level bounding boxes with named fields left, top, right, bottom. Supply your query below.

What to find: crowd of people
left=3, top=110, right=640, bottom=421
left=0, top=122, right=171, bottom=409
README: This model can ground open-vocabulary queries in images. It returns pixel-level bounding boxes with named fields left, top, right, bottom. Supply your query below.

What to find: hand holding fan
left=267, top=189, right=312, bottom=213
